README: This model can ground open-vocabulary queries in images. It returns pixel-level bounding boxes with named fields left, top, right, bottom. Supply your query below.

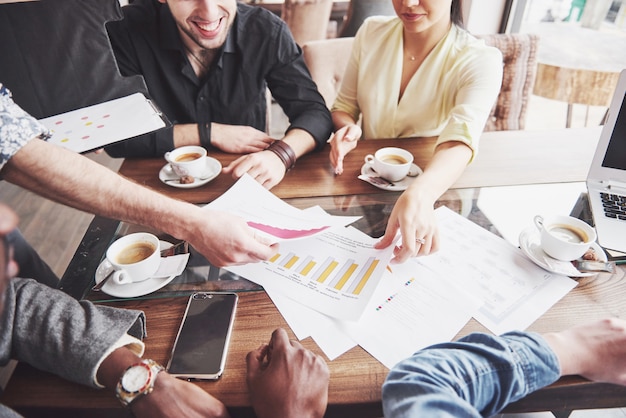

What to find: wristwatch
left=116, top=359, right=164, bottom=407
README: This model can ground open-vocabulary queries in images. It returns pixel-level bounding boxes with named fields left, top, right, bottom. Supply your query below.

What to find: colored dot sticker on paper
left=375, top=277, right=415, bottom=311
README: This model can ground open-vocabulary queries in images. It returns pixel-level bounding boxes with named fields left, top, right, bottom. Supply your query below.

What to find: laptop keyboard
left=601, top=192, right=626, bottom=220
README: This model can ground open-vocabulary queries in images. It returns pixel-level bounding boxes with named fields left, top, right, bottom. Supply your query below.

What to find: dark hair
left=451, top=0, right=464, bottom=28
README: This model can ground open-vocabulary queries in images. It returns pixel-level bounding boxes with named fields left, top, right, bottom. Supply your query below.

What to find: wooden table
left=118, top=127, right=601, bottom=204
left=5, top=127, right=626, bottom=418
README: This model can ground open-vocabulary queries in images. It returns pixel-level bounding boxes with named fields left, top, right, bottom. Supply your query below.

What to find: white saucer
left=94, top=241, right=179, bottom=298
left=518, top=226, right=607, bottom=278
left=159, top=156, right=221, bottom=189
left=359, top=163, right=423, bottom=191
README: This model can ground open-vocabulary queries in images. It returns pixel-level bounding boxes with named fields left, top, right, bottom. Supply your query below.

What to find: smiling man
left=106, top=0, right=333, bottom=189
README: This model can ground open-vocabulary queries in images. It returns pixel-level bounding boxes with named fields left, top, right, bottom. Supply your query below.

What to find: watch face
left=122, top=363, right=151, bottom=393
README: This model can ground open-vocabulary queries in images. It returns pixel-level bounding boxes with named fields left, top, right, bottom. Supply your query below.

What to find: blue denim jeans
left=382, top=331, right=561, bottom=417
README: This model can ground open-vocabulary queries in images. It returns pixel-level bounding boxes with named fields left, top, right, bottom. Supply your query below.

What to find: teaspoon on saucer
left=92, top=269, right=115, bottom=292
left=163, top=174, right=215, bottom=183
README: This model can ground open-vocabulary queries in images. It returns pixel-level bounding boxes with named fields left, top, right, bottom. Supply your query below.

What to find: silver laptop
left=587, top=69, right=626, bottom=253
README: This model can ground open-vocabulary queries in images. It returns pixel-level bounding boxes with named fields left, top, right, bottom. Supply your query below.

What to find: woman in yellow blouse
left=329, top=0, right=503, bottom=263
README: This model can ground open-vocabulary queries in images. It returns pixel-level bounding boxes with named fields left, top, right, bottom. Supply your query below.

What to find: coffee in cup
left=364, top=147, right=414, bottom=182
left=174, top=152, right=203, bottom=163
left=106, top=232, right=161, bottom=285
left=380, top=154, right=409, bottom=165
left=533, top=215, right=596, bottom=261
left=165, top=145, right=208, bottom=178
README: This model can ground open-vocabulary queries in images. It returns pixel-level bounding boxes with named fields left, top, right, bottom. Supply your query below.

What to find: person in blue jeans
left=383, top=318, right=626, bottom=417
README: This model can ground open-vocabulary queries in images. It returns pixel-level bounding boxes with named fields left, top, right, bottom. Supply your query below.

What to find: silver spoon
left=163, top=174, right=215, bottom=184
left=92, top=269, right=115, bottom=292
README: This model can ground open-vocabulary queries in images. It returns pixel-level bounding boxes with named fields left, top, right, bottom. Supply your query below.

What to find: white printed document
left=419, top=207, right=577, bottom=334
left=40, top=93, right=167, bottom=153
left=207, top=178, right=577, bottom=366
left=205, top=174, right=361, bottom=242
left=342, top=260, right=481, bottom=368
left=264, top=257, right=480, bottom=365
left=263, top=207, right=576, bottom=364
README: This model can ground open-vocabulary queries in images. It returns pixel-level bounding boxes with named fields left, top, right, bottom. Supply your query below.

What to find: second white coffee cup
left=164, top=145, right=207, bottom=178
left=106, top=232, right=161, bottom=285
left=364, top=147, right=414, bottom=182
left=533, top=215, right=596, bottom=261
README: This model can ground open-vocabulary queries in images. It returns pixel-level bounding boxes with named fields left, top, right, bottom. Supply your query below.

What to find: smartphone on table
left=166, top=292, right=238, bottom=380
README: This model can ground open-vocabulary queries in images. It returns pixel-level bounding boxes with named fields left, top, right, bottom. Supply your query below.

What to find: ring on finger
left=415, top=237, right=426, bottom=245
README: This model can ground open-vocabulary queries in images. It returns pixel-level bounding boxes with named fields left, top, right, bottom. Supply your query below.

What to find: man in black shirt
left=106, top=0, right=333, bottom=189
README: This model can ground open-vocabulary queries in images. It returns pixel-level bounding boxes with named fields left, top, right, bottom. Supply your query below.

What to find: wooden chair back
left=281, top=0, right=333, bottom=46
left=477, top=33, right=539, bottom=131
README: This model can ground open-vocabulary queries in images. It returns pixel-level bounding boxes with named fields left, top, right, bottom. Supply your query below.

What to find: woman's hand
left=375, top=142, right=471, bottom=263
left=375, top=187, right=440, bottom=263
left=328, top=124, right=362, bottom=175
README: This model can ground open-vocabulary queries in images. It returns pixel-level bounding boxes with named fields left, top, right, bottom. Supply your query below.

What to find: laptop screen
left=602, top=92, right=626, bottom=171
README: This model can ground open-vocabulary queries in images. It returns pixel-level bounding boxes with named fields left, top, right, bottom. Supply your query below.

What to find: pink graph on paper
left=247, top=222, right=330, bottom=240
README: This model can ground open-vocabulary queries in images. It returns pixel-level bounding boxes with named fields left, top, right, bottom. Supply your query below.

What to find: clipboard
left=39, top=93, right=168, bottom=154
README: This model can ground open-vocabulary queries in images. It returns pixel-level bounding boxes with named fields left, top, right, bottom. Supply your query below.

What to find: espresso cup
left=533, top=215, right=597, bottom=261
left=106, top=232, right=161, bottom=285
left=164, top=145, right=207, bottom=178
left=364, top=147, right=414, bottom=182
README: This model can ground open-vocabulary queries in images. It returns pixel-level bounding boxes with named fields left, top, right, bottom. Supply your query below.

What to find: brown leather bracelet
left=267, top=140, right=297, bottom=170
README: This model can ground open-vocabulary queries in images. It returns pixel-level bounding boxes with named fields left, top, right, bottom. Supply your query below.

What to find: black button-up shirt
left=105, top=0, right=332, bottom=158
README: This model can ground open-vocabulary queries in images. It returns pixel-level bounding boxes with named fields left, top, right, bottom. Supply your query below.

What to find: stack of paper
left=206, top=175, right=577, bottom=369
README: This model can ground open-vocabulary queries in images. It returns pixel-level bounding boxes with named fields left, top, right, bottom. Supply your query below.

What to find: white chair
left=302, top=37, right=354, bottom=108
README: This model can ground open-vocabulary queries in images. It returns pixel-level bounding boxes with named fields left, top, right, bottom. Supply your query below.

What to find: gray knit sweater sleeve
left=0, top=278, right=146, bottom=388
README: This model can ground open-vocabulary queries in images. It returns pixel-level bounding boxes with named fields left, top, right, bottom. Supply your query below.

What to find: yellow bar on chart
left=334, top=263, right=358, bottom=291
left=300, top=261, right=316, bottom=275
left=316, top=261, right=339, bottom=283
left=284, top=255, right=299, bottom=269
left=269, top=253, right=281, bottom=263
left=353, top=259, right=379, bottom=295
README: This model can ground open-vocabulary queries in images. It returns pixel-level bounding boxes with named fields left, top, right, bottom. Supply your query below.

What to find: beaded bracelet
left=267, top=140, right=297, bottom=171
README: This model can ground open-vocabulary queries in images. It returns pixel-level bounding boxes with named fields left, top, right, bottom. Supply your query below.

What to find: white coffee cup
left=164, top=145, right=208, bottom=178
left=364, top=147, right=414, bottom=182
left=106, top=232, right=161, bottom=285
left=533, top=215, right=597, bottom=261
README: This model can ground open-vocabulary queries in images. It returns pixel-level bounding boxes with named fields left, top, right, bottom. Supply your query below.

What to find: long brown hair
left=451, top=0, right=464, bottom=27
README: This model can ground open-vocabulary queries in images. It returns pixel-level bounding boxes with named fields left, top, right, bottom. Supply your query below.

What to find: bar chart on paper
left=227, top=227, right=394, bottom=320
left=269, top=251, right=380, bottom=296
